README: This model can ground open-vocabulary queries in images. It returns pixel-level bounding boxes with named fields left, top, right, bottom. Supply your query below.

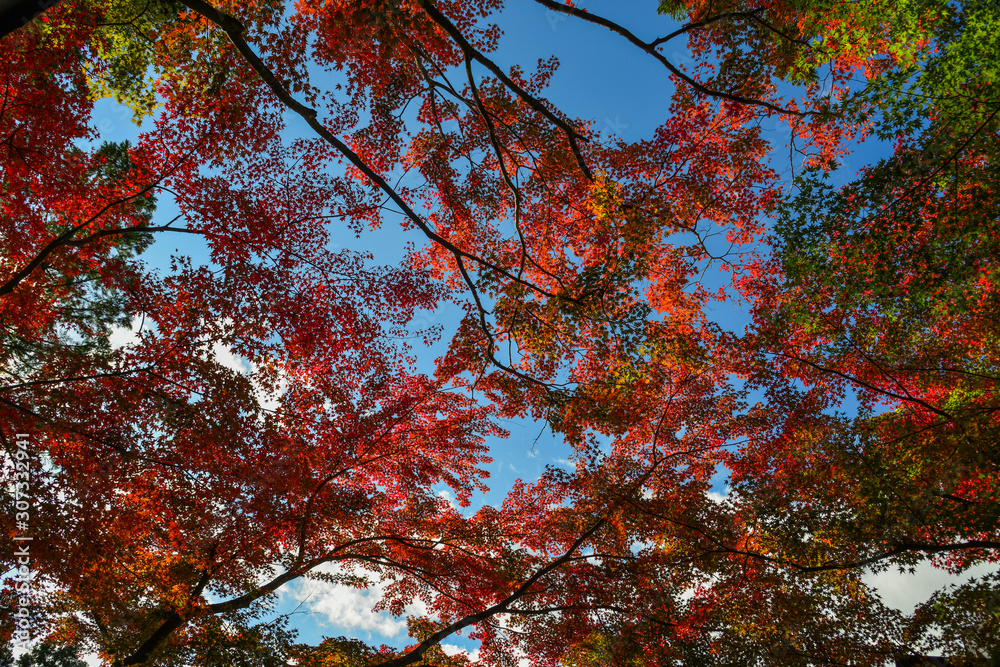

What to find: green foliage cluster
left=1, top=141, right=155, bottom=374
left=0, top=642, right=88, bottom=667
left=85, top=0, right=184, bottom=120
left=775, top=0, right=1000, bottom=318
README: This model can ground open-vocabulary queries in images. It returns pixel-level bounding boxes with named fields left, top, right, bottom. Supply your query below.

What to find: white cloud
left=211, top=340, right=252, bottom=374
left=108, top=315, right=146, bottom=349
left=863, top=561, right=1000, bottom=613
left=207, top=339, right=287, bottom=413
left=109, top=316, right=287, bottom=412
left=441, top=644, right=480, bottom=662
left=706, top=490, right=729, bottom=503
left=292, top=564, right=431, bottom=639
left=437, top=489, right=456, bottom=508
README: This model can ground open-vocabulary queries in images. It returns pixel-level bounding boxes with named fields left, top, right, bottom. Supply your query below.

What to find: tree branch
left=532, top=0, right=810, bottom=117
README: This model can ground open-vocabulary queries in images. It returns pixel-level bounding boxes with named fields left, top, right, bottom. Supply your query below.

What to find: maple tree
left=723, top=0, right=1000, bottom=662
left=1, top=0, right=998, bottom=665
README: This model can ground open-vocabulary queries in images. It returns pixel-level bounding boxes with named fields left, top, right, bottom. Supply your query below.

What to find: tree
left=724, top=0, right=1000, bottom=662
left=1, top=641, right=89, bottom=667
left=2, top=0, right=997, bottom=666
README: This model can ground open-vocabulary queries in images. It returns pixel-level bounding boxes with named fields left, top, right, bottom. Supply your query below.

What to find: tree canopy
left=1, top=0, right=998, bottom=665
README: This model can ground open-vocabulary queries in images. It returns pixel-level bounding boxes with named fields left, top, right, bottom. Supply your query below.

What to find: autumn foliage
left=1, top=0, right=998, bottom=665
